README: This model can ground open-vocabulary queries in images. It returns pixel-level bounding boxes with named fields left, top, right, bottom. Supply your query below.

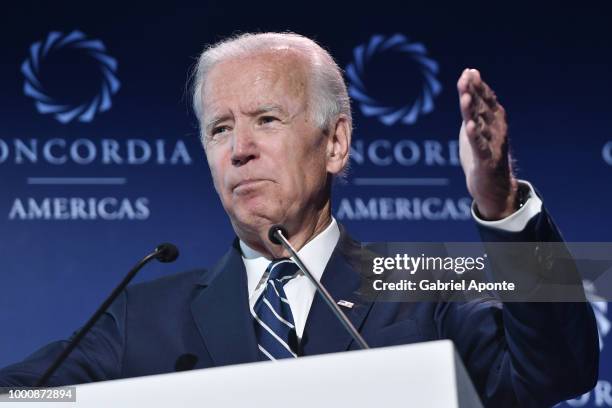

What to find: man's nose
left=230, top=123, right=258, bottom=167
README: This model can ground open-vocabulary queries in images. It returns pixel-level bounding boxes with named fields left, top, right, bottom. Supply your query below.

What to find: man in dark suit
left=0, top=32, right=599, bottom=407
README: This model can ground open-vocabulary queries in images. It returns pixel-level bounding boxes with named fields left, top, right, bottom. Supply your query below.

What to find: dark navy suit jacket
left=0, top=208, right=599, bottom=407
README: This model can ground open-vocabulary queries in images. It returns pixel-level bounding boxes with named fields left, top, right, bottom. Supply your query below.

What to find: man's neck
left=240, top=216, right=338, bottom=261
left=237, top=210, right=333, bottom=259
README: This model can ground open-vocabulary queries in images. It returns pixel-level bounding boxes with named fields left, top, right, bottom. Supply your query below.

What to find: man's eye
left=211, top=126, right=230, bottom=136
left=259, top=116, right=278, bottom=125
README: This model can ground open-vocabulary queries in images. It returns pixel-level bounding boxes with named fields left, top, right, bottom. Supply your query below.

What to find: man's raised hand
left=457, top=68, right=519, bottom=220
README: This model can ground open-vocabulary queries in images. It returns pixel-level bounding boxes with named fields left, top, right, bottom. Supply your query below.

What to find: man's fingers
left=457, top=68, right=471, bottom=94
left=460, top=92, right=472, bottom=121
left=458, top=68, right=499, bottom=111
left=465, top=119, right=477, bottom=135
left=476, top=116, right=489, bottom=139
left=469, top=70, right=499, bottom=110
left=458, top=69, right=503, bottom=129
left=460, top=87, right=496, bottom=126
left=479, top=85, right=499, bottom=110
left=478, top=99, right=497, bottom=125
left=465, top=119, right=492, bottom=159
left=459, top=68, right=507, bottom=160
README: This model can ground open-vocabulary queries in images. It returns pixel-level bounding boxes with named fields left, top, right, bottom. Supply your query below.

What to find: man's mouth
left=232, top=179, right=269, bottom=193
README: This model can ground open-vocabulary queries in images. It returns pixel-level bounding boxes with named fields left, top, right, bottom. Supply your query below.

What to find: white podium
left=2, top=340, right=483, bottom=407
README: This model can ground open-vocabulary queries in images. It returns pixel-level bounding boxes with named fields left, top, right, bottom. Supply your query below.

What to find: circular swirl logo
left=346, top=34, right=442, bottom=126
left=21, top=30, right=121, bottom=124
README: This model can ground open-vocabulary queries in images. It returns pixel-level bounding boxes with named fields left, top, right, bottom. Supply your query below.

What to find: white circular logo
left=21, top=30, right=121, bottom=124
left=346, top=34, right=442, bottom=126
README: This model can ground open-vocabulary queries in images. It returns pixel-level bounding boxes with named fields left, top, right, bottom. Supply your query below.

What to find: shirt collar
left=240, top=217, right=340, bottom=297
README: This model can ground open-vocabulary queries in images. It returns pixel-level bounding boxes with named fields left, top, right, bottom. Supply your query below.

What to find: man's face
left=201, top=50, right=330, bottom=240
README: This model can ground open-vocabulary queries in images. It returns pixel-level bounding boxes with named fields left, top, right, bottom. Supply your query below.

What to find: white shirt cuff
left=471, top=179, right=543, bottom=233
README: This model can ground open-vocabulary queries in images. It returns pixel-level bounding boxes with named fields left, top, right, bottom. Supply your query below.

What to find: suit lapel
left=190, top=241, right=259, bottom=366
left=300, top=228, right=375, bottom=356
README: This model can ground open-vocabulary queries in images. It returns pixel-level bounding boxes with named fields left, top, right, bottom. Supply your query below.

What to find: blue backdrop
left=1, top=2, right=610, bottom=405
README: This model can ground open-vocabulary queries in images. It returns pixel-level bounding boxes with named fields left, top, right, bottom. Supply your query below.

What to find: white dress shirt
left=472, top=179, right=542, bottom=232
left=240, top=218, right=340, bottom=339
left=240, top=180, right=541, bottom=339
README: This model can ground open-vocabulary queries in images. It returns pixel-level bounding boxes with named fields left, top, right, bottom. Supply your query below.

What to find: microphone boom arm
left=35, top=244, right=178, bottom=387
left=270, top=226, right=370, bottom=350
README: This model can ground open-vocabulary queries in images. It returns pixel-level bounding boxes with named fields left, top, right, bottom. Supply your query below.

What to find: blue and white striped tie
left=252, top=259, right=300, bottom=360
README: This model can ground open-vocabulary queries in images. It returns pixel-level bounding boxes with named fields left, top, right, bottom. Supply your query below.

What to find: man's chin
left=230, top=209, right=282, bottom=238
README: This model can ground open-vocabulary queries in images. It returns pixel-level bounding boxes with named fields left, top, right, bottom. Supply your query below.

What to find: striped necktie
left=252, top=259, right=300, bottom=360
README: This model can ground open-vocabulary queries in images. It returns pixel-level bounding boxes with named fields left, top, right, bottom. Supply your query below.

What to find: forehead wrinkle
left=205, top=103, right=289, bottom=129
left=242, top=103, right=287, bottom=117
left=245, top=49, right=311, bottom=101
left=203, top=50, right=313, bottom=129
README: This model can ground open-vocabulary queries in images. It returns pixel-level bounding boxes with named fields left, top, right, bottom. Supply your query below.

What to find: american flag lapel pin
left=337, top=300, right=354, bottom=309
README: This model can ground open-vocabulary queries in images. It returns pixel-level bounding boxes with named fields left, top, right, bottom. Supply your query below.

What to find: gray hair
left=191, top=32, right=352, bottom=140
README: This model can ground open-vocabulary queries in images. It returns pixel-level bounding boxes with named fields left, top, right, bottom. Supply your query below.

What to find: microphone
left=268, top=224, right=288, bottom=245
left=35, top=243, right=180, bottom=387
left=268, top=225, right=369, bottom=350
left=155, top=243, right=179, bottom=263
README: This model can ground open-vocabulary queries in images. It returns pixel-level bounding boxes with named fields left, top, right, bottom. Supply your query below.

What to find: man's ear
left=326, top=115, right=351, bottom=175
